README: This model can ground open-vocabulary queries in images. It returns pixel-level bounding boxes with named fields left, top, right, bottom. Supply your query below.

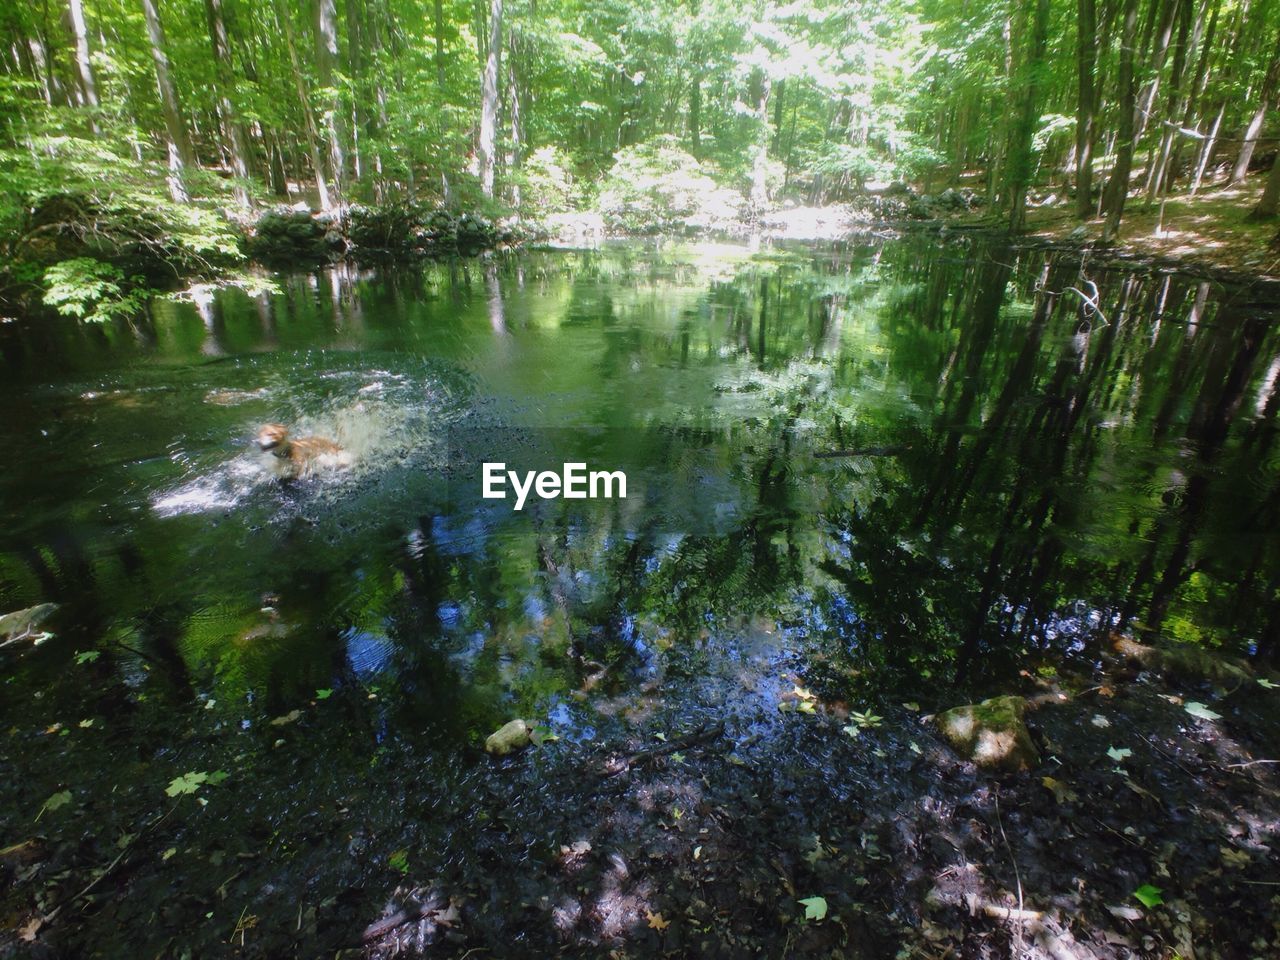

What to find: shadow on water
left=2, top=237, right=1280, bottom=956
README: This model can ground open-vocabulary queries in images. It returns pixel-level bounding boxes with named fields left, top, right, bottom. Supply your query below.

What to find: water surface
left=2, top=236, right=1279, bottom=951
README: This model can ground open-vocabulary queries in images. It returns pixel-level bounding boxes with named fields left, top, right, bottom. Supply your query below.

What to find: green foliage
left=597, top=136, right=742, bottom=233
left=42, top=258, right=147, bottom=323
left=513, top=146, right=580, bottom=217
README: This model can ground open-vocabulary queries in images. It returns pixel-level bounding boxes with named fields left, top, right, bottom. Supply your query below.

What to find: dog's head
left=256, top=423, right=290, bottom=451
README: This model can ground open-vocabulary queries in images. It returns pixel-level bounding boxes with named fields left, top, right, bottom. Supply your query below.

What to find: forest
left=4, top=0, right=1280, bottom=321
left=4, top=2, right=1280, bottom=959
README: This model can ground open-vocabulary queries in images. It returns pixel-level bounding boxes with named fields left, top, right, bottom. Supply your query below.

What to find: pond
left=2, top=236, right=1279, bottom=956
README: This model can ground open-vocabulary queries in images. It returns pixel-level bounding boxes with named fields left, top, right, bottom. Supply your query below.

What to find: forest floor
left=962, top=176, right=1280, bottom=284
left=6, top=630, right=1279, bottom=959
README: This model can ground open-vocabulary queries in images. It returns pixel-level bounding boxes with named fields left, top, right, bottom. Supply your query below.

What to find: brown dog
left=256, top=423, right=349, bottom=480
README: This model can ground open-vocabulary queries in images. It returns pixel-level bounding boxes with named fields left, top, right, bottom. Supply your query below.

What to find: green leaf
left=1106, top=746, right=1132, bottom=762
left=165, top=771, right=209, bottom=797
left=389, top=849, right=410, bottom=873
left=206, top=770, right=230, bottom=786
left=798, top=896, right=828, bottom=921
left=1184, top=701, right=1222, bottom=722
left=74, top=650, right=101, bottom=665
left=1258, top=678, right=1278, bottom=690
left=42, top=790, right=73, bottom=815
left=1133, top=884, right=1164, bottom=907
left=315, top=688, right=333, bottom=700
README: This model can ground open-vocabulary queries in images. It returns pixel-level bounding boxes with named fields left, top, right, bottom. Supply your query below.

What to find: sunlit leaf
left=165, top=771, right=209, bottom=797
left=1106, top=746, right=1132, bottom=762
left=798, top=896, right=828, bottom=921
left=1184, top=701, right=1221, bottom=722
left=1133, top=884, right=1163, bottom=907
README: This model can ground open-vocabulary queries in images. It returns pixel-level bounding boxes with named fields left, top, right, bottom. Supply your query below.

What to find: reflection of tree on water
left=3, top=239, right=1280, bottom=720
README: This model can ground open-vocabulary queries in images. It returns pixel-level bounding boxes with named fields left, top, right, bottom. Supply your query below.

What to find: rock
left=935, top=695, right=1038, bottom=771
left=0, top=603, right=59, bottom=645
left=1112, top=634, right=1251, bottom=687
left=485, top=719, right=532, bottom=756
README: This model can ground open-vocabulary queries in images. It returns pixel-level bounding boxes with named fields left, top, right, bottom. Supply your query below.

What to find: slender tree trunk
left=434, top=0, right=446, bottom=88
left=749, top=70, right=772, bottom=220
left=1248, top=153, right=1280, bottom=220
left=689, top=75, right=701, bottom=157
left=204, top=0, right=252, bottom=205
left=313, top=0, right=345, bottom=196
left=67, top=0, right=99, bottom=124
left=1007, top=0, right=1050, bottom=231
left=1233, top=28, right=1280, bottom=183
left=1103, top=0, right=1140, bottom=241
left=1146, top=0, right=1201, bottom=202
left=141, top=0, right=194, bottom=202
left=478, top=0, right=502, bottom=197
left=1075, top=0, right=1098, bottom=219
left=274, top=0, right=330, bottom=207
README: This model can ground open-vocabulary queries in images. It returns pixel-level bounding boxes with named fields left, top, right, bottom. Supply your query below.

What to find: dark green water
left=2, top=237, right=1279, bottom=952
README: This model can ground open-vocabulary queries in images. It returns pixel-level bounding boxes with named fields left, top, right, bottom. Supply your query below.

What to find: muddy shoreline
left=6, top=642, right=1279, bottom=959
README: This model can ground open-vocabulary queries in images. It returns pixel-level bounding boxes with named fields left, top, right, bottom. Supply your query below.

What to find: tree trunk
left=434, top=0, right=446, bottom=88
left=1103, top=0, right=1140, bottom=242
left=141, top=0, right=194, bottom=202
left=1007, top=0, right=1050, bottom=232
left=204, top=0, right=252, bottom=205
left=1248, top=153, right=1280, bottom=220
left=274, top=0, right=331, bottom=207
left=1075, top=0, right=1098, bottom=219
left=689, top=76, right=701, bottom=157
left=749, top=70, right=772, bottom=221
left=314, top=0, right=345, bottom=197
left=1233, top=28, right=1280, bottom=183
left=68, top=0, right=99, bottom=120
left=478, top=0, right=502, bottom=197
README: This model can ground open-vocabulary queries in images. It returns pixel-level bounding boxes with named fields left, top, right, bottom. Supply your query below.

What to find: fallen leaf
left=1220, top=846, right=1251, bottom=868
left=1041, top=776, right=1078, bottom=803
left=17, top=916, right=42, bottom=942
left=645, top=909, right=670, bottom=931
left=1106, top=746, right=1132, bottom=762
left=798, top=896, right=828, bottom=921
left=37, top=790, right=72, bottom=819
left=1184, top=701, right=1222, bottom=722
left=1091, top=714, right=1111, bottom=728
left=315, top=688, right=333, bottom=700
left=1107, top=904, right=1142, bottom=921
left=1133, top=883, right=1163, bottom=908
left=560, top=840, right=591, bottom=858
left=269, top=709, right=303, bottom=726
left=388, top=849, right=409, bottom=873
left=1258, top=678, right=1278, bottom=690
left=165, top=772, right=209, bottom=797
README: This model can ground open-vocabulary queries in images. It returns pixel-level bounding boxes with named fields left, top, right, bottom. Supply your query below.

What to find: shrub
left=42, top=257, right=148, bottom=323
left=596, top=136, right=743, bottom=233
left=513, top=146, right=579, bottom=217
